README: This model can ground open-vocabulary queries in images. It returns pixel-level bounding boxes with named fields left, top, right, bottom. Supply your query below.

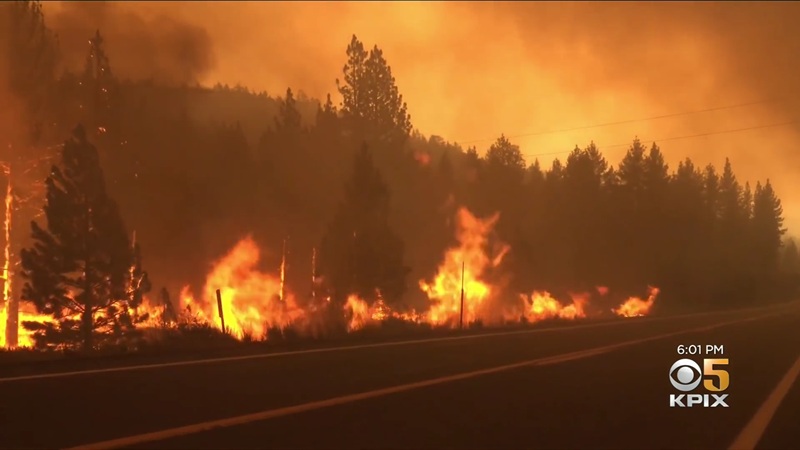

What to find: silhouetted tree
left=336, top=35, right=412, bottom=145
left=752, top=180, right=786, bottom=274
left=485, top=135, right=526, bottom=175
left=275, top=87, right=303, bottom=132
left=20, top=126, right=146, bottom=350
left=319, top=143, right=409, bottom=306
left=2, top=0, right=59, bottom=139
left=560, top=142, right=614, bottom=287
left=81, top=30, right=119, bottom=137
left=782, top=239, right=800, bottom=274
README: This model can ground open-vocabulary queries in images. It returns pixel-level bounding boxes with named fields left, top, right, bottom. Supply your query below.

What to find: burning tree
left=319, top=143, right=409, bottom=306
left=81, top=29, right=119, bottom=137
left=19, top=125, right=147, bottom=350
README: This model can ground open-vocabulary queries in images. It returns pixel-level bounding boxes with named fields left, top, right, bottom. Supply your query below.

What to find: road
left=1, top=302, right=799, bottom=450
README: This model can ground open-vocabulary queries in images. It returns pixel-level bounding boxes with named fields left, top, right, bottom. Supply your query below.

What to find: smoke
left=39, top=1, right=800, bottom=229
left=0, top=5, right=29, bottom=151
left=43, top=1, right=215, bottom=86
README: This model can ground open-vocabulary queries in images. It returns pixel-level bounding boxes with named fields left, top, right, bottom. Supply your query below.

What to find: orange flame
left=279, top=237, right=287, bottom=302
left=343, top=294, right=418, bottom=331
left=518, top=291, right=588, bottom=323
left=420, top=208, right=509, bottom=327
left=613, top=286, right=660, bottom=317
left=413, top=150, right=431, bottom=167
left=179, top=236, right=306, bottom=339
left=344, top=295, right=370, bottom=331
left=0, top=163, right=10, bottom=348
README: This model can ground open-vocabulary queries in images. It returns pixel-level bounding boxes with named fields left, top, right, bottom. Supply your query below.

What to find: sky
left=41, top=1, right=800, bottom=233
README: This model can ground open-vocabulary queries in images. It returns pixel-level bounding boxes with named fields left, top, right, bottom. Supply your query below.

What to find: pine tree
left=560, top=142, right=615, bottom=286
left=316, top=93, right=339, bottom=132
left=318, top=143, right=409, bottom=306
left=741, top=182, right=753, bottom=221
left=336, top=35, right=412, bottom=145
left=751, top=180, right=786, bottom=274
left=782, top=239, right=800, bottom=274
left=3, top=0, right=59, bottom=138
left=718, top=159, right=743, bottom=224
left=81, top=29, right=118, bottom=136
left=19, top=126, right=145, bottom=350
left=485, top=135, right=526, bottom=174
left=275, top=87, right=303, bottom=132
left=616, top=138, right=648, bottom=199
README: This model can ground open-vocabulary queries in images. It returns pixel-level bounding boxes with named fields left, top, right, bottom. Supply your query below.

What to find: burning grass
left=2, top=207, right=663, bottom=354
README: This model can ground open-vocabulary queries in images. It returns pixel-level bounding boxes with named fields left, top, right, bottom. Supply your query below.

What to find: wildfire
left=344, top=295, right=370, bottom=331
left=613, top=286, right=660, bottom=317
left=178, top=236, right=306, bottom=339
left=1, top=164, right=11, bottom=348
left=15, top=309, right=52, bottom=348
left=519, top=291, right=589, bottom=323
left=1, top=199, right=664, bottom=350
left=420, top=208, right=509, bottom=328
left=343, top=294, right=420, bottom=331
left=279, top=237, right=287, bottom=302
left=413, top=150, right=431, bottom=167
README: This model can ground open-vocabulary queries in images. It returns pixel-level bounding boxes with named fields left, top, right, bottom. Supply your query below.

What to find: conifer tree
left=20, top=126, right=146, bottom=350
left=318, top=143, right=409, bottom=305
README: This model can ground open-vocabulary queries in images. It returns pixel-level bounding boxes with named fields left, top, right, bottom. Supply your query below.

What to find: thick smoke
left=39, top=1, right=800, bottom=229
left=44, top=1, right=215, bottom=85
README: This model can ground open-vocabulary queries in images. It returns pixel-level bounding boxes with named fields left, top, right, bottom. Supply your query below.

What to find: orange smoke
left=179, top=236, right=306, bottom=339
left=420, top=207, right=509, bottom=327
left=613, top=286, right=660, bottom=317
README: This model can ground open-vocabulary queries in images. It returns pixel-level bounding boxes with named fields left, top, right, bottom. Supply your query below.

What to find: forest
left=1, top=1, right=797, bottom=351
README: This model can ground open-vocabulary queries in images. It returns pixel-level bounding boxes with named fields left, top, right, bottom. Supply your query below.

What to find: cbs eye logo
left=669, top=358, right=730, bottom=392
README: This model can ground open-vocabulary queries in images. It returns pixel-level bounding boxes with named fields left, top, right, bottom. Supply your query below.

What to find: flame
left=15, top=309, right=54, bottom=348
left=129, top=230, right=137, bottom=296
left=311, top=247, right=317, bottom=302
left=596, top=286, right=609, bottom=296
left=520, top=291, right=588, bottom=323
left=0, top=163, right=10, bottom=348
left=178, top=236, right=306, bottom=339
left=343, top=294, right=416, bottom=331
left=344, top=295, right=370, bottom=331
left=279, top=237, right=287, bottom=302
left=413, top=150, right=431, bottom=166
left=613, top=286, right=660, bottom=317
left=420, top=208, right=509, bottom=327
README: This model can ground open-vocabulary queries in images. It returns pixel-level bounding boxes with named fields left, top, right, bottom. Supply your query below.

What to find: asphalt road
left=1, top=302, right=799, bottom=450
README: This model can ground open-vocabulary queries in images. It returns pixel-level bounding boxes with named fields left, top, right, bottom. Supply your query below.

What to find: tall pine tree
left=318, top=143, right=409, bottom=306
left=336, top=35, right=412, bottom=146
left=81, top=29, right=119, bottom=138
left=20, top=125, right=146, bottom=350
left=752, top=180, right=786, bottom=275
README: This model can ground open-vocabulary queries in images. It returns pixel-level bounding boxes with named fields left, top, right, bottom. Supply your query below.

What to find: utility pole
left=215, top=289, right=226, bottom=334
left=459, top=260, right=465, bottom=330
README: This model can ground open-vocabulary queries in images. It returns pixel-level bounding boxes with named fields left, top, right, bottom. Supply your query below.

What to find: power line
left=521, top=119, right=799, bottom=161
left=456, top=98, right=779, bottom=146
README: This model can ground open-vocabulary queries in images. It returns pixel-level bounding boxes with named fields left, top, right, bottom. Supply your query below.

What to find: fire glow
left=1, top=207, right=660, bottom=348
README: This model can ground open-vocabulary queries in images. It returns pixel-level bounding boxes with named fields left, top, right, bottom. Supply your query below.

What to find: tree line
left=3, top=2, right=797, bottom=350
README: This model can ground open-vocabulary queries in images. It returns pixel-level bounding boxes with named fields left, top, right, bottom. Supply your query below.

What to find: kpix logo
left=669, top=358, right=730, bottom=407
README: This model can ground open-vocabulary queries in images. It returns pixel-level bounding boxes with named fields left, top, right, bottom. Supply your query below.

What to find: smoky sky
left=45, top=1, right=215, bottom=85
left=40, top=1, right=800, bottom=231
